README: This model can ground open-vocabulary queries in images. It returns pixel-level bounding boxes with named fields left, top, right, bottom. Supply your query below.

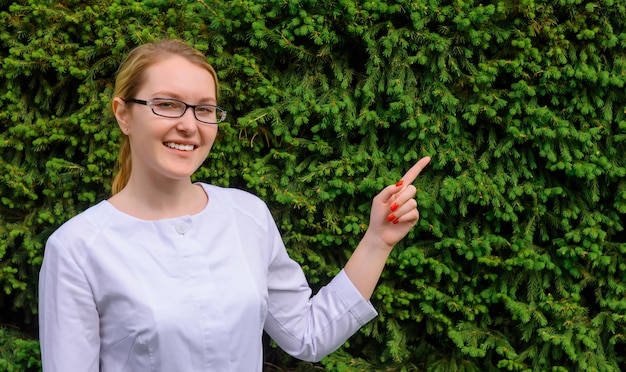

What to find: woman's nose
left=176, top=108, right=199, bottom=134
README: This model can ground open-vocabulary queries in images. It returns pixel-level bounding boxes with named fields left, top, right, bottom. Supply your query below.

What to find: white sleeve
left=39, top=235, right=100, bottom=372
left=263, top=218, right=378, bottom=362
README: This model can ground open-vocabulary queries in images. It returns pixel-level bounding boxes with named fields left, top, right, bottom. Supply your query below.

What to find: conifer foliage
left=1, top=0, right=625, bottom=370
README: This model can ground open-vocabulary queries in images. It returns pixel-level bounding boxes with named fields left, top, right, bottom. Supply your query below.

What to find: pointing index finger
left=399, top=156, right=431, bottom=185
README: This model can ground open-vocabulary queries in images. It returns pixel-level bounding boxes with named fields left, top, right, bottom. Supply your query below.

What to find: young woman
left=38, top=39, right=430, bottom=371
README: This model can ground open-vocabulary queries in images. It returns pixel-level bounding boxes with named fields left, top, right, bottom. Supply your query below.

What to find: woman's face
left=113, top=55, right=219, bottom=183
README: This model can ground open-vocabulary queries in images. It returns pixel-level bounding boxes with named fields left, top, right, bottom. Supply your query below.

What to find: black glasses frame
left=124, top=97, right=227, bottom=124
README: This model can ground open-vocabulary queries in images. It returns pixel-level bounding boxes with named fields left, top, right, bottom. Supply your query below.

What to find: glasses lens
left=195, top=105, right=221, bottom=124
left=151, top=99, right=186, bottom=117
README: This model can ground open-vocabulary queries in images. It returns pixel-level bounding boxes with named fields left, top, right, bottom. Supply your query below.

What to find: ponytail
left=111, top=138, right=131, bottom=195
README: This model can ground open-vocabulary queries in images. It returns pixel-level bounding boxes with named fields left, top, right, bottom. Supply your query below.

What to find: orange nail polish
left=387, top=214, right=396, bottom=221
left=390, top=203, right=399, bottom=211
left=395, top=180, right=404, bottom=187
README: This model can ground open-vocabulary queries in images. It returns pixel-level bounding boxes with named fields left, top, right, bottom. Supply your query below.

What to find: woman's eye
left=154, top=101, right=182, bottom=110
left=196, top=106, right=215, bottom=114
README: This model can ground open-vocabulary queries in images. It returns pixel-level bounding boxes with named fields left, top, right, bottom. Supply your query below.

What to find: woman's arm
left=39, top=236, right=100, bottom=372
left=344, top=156, right=431, bottom=300
left=264, top=157, right=430, bottom=361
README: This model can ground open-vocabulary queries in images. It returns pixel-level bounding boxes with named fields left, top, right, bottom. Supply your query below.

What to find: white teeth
left=165, top=142, right=194, bottom=151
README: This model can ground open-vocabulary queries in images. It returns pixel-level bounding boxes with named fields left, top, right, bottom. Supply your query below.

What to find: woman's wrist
left=361, top=229, right=395, bottom=255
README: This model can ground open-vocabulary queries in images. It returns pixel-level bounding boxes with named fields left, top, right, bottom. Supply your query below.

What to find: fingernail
left=387, top=214, right=396, bottom=221
left=395, top=180, right=404, bottom=187
left=393, top=218, right=400, bottom=224
left=390, top=203, right=399, bottom=211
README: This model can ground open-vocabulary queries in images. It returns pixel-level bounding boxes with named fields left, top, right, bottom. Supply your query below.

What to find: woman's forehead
left=139, top=55, right=216, bottom=99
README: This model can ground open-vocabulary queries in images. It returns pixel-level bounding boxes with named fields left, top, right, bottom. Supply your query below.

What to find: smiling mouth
left=164, top=142, right=195, bottom=151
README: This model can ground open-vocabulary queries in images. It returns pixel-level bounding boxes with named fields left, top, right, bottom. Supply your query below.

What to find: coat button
left=175, top=222, right=188, bottom=235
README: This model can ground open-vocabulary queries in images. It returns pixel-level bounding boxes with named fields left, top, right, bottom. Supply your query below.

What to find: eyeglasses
left=124, top=98, right=227, bottom=124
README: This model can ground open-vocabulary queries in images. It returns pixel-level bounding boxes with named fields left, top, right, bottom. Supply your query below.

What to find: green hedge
left=0, top=327, right=40, bottom=372
left=1, top=0, right=625, bottom=370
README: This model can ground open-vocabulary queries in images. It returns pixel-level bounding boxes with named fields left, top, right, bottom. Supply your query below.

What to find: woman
left=38, top=39, right=430, bottom=371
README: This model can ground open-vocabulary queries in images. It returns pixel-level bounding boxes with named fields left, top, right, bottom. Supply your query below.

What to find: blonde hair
left=111, top=39, right=219, bottom=195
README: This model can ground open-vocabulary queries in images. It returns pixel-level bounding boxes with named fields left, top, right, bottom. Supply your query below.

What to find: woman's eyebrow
left=151, top=91, right=217, bottom=104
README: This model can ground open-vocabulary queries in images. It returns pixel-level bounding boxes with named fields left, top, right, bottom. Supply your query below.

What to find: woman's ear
left=112, top=97, right=131, bottom=135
